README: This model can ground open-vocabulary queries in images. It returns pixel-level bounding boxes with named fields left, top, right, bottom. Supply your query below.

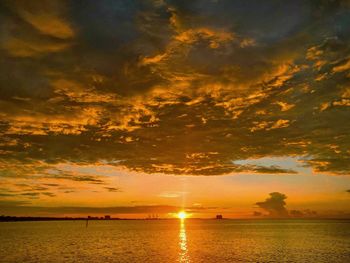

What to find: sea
left=0, top=219, right=349, bottom=262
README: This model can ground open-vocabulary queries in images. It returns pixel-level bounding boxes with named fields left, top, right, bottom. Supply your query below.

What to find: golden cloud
left=0, top=0, right=349, bottom=180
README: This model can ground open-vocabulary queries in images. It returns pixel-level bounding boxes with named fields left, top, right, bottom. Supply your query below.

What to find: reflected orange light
left=179, top=218, right=190, bottom=262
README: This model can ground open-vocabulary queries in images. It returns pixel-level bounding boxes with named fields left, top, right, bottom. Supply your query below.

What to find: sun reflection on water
left=179, top=219, right=190, bottom=262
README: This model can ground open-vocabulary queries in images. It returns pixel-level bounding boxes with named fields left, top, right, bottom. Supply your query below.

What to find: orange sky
left=1, top=160, right=349, bottom=218
left=0, top=0, right=349, bottom=218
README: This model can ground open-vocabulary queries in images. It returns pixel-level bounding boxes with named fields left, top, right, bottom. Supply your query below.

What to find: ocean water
left=0, top=219, right=349, bottom=262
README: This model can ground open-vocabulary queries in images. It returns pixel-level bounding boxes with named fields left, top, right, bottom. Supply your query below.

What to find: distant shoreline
left=1, top=216, right=349, bottom=222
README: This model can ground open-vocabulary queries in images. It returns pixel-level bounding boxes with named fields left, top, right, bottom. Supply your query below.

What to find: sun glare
left=177, top=211, right=187, bottom=219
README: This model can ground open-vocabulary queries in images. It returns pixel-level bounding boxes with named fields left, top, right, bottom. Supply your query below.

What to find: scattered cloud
left=289, top=209, right=317, bottom=218
left=158, top=191, right=186, bottom=198
left=104, top=187, right=122, bottom=193
left=0, top=0, right=349, bottom=187
left=253, top=211, right=262, bottom=217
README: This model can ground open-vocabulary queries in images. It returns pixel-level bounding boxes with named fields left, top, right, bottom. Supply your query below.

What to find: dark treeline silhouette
left=0, top=215, right=120, bottom=222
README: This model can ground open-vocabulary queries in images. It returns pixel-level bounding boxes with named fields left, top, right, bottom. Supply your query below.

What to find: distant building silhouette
left=216, top=214, right=223, bottom=219
left=146, top=214, right=159, bottom=220
left=104, top=215, right=111, bottom=220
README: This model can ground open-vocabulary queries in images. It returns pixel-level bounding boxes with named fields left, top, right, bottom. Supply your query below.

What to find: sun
left=177, top=211, right=188, bottom=219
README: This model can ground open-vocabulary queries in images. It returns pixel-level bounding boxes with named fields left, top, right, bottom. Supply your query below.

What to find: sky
left=0, top=0, right=349, bottom=219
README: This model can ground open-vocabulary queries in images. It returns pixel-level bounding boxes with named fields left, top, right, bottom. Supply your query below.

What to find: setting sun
left=177, top=211, right=188, bottom=219
left=1, top=1, right=350, bottom=262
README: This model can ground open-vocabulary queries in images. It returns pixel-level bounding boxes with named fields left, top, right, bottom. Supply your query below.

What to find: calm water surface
left=0, top=219, right=349, bottom=262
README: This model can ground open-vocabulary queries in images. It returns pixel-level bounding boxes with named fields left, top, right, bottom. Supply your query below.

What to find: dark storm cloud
left=256, top=192, right=288, bottom=217
left=0, top=0, right=349, bottom=181
left=255, top=193, right=320, bottom=218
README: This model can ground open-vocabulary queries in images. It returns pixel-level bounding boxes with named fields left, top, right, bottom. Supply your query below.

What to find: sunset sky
left=0, top=0, right=349, bottom=218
